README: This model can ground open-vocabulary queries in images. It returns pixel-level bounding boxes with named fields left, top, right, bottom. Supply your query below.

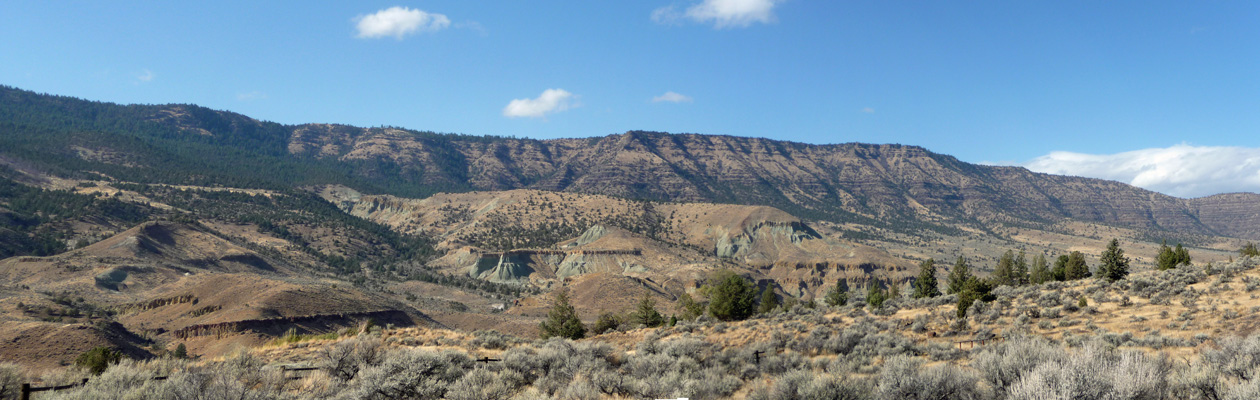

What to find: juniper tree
left=539, top=290, right=585, bottom=340
left=1051, top=255, right=1069, bottom=281
left=956, top=276, right=995, bottom=319
left=1155, top=241, right=1176, bottom=271
left=1065, top=251, right=1091, bottom=280
left=1174, top=244, right=1191, bottom=267
left=913, top=258, right=941, bottom=298
left=632, top=293, right=665, bottom=327
left=824, top=279, right=849, bottom=307
left=705, top=269, right=756, bottom=321
left=1097, top=238, right=1130, bottom=282
left=947, top=256, right=972, bottom=295
left=1030, top=253, right=1050, bottom=285
left=757, top=285, right=779, bottom=314
left=993, top=250, right=1017, bottom=287
left=866, top=277, right=887, bottom=309
left=1013, top=250, right=1029, bottom=285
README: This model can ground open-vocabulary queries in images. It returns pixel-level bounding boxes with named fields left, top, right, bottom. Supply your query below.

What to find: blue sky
left=2, top=1, right=1258, bottom=197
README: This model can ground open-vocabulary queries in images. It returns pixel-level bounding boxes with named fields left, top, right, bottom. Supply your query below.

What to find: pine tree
left=947, top=256, right=972, bottom=295
left=1065, top=251, right=1091, bottom=280
left=1173, top=244, right=1191, bottom=267
left=539, top=290, right=585, bottom=340
left=1013, top=250, right=1029, bottom=285
left=913, top=258, right=941, bottom=298
left=956, top=276, right=995, bottom=319
left=1155, top=241, right=1176, bottom=271
left=866, top=277, right=887, bottom=309
left=632, top=293, right=665, bottom=327
left=1030, top=253, right=1050, bottom=285
left=173, top=343, right=188, bottom=359
left=1097, top=238, right=1130, bottom=282
left=758, top=285, right=779, bottom=314
left=705, top=269, right=756, bottom=321
left=993, top=250, right=1016, bottom=286
left=1051, top=255, right=1069, bottom=281
left=824, top=279, right=849, bottom=307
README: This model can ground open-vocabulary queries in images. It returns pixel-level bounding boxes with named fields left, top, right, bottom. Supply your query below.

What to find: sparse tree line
left=540, top=238, right=1260, bottom=340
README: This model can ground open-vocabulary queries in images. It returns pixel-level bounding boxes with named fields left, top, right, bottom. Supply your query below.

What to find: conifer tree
left=1173, top=244, right=1191, bottom=267
left=992, top=250, right=1016, bottom=286
left=1065, top=251, right=1091, bottom=280
left=1013, top=250, right=1029, bottom=285
left=1097, top=238, right=1130, bottom=282
left=539, top=290, right=585, bottom=340
left=1051, top=255, right=1069, bottom=281
left=1155, top=241, right=1176, bottom=271
left=956, top=276, right=995, bottom=319
left=866, top=277, right=887, bottom=309
left=705, top=269, right=756, bottom=321
left=1030, top=253, right=1050, bottom=284
left=632, top=293, right=665, bottom=327
left=913, top=258, right=941, bottom=298
left=758, top=285, right=779, bottom=314
left=824, top=279, right=848, bottom=307
left=947, top=256, right=972, bottom=295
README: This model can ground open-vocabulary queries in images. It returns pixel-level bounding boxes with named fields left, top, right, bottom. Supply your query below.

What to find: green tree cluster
left=703, top=270, right=756, bottom=321
left=757, top=286, right=780, bottom=314
left=866, top=277, right=888, bottom=309
left=76, top=346, right=124, bottom=375
left=824, top=279, right=849, bottom=307
left=632, top=293, right=665, bottom=328
left=1155, top=241, right=1192, bottom=270
left=1097, top=239, right=1131, bottom=282
left=1241, top=243, right=1259, bottom=258
left=991, top=250, right=1030, bottom=287
left=591, top=311, right=620, bottom=335
left=539, top=290, right=585, bottom=340
left=946, top=256, right=971, bottom=295
left=912, top=258, right=941, bottom=298
left=1029, top=253, right=1051, bottom=285
left=956, top=276, right=995, bottom=319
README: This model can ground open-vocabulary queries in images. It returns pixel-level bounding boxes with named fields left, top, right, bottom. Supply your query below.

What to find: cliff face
left=295, top=127, right=1260, bottom=240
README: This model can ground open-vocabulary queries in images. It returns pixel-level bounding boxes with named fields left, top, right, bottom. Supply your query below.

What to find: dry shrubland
left=7, top=256, right=1260, bottom=399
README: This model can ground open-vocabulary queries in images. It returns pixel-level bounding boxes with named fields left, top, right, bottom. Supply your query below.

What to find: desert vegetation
left=3, top=255, right=1256, bottom=399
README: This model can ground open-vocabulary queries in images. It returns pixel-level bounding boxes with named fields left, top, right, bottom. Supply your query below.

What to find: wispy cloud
left=237, top=91, right=267, bottom=101
left=354, top=6, right=450, bottom=39
left=1019, top=144, right=1260, bottom=198
left=860, top=107, right=875, bottom=113
left=136, top=69, right=154, bottom=83
left=653, top=0, right=783, bottom=29
left=652, top=91, right=693, bottom=103
left=502, top=89, right=577, bottom=119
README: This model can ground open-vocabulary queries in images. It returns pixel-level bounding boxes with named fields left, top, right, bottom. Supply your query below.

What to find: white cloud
left=502, top=89, right=577, bottom=119
left=237, top=91, right=267, bottom=101
left=136, top=69, right=154, bottom=83
left=653, top=0, right=783, bottom=28
left=861, top=107, right=875, bottom=113
left=1020, top=144, right=1260, bottom=198
left=354, top=6, right=450, bottom=39
left=652, top=91, right=693, bottom=103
